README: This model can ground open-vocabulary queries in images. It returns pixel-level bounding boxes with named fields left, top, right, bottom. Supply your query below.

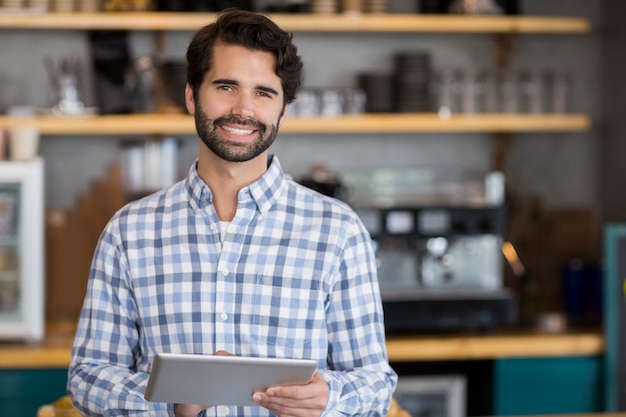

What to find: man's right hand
left=174, top=403, right=211, bottom=417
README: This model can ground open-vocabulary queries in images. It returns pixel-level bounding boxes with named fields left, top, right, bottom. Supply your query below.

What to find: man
left=68, top=9, right=397, bottom=417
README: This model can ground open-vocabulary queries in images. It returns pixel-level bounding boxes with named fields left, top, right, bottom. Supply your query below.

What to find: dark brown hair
left=186, top=9, right=303, bottom=105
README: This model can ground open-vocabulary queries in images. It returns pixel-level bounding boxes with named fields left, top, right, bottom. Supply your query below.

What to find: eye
left=217, top=85, right=234, bottom=92
left=258, top=91, right=272, bottom=98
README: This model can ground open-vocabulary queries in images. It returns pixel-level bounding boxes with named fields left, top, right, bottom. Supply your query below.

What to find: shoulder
left=286, top=177, right=353, bottom=211
left=107, top=181, right=187, bottom=232
left=281, top=178, right=365, bottom=232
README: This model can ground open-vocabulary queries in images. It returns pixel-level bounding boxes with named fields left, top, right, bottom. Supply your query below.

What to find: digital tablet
left=144, top=353, right=317, bottom=406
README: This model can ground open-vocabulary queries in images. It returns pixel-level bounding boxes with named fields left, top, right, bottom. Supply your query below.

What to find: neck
left=196, top=147, right=268, bottom=221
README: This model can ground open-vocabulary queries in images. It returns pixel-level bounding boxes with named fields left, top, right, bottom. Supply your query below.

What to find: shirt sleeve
left=319, top=215, right=398, bottom=417
left=67, top=217, right=173, bottom=417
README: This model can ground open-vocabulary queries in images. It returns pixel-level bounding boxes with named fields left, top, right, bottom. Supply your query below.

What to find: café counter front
left=0, top=329, right=606, bottom=417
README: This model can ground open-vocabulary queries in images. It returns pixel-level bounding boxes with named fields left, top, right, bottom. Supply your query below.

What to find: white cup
left=10, top=125, right=40, bottom=161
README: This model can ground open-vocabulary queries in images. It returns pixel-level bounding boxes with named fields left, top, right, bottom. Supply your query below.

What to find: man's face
left=185, top=41, right=286, bottom=163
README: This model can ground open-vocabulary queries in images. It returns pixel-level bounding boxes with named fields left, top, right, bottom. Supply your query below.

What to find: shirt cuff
left=318, top=369, right=342, bottom=417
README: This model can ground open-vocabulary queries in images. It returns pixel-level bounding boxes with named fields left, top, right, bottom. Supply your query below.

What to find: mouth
left=215, top=115, right=264, bottom=143
left=221, top=125, right=256, bottom=136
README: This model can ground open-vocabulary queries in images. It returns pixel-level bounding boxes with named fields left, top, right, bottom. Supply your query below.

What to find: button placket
left=214, top=237, right=236, bottom=350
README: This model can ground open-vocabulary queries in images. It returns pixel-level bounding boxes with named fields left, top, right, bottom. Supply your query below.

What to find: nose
left=232, top=93, right=255, bottom=120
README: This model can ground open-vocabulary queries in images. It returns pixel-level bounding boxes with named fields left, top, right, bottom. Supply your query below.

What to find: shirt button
left=220, top=312, right=228, bottom=321
left=210, top=223, right=218, bottom=231
left=220, top=406, right=230, bottom=415
left=222, top=269, right=229, bottom=276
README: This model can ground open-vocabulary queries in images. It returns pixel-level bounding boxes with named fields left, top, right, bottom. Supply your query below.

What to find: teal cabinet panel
left=0, top=369, right=68, bottom=417
left=493, top=356, right=604, bottom=416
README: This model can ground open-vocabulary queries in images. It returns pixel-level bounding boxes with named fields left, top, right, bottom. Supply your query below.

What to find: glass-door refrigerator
left=604, top=223, right=626, bottom=411
left=0, top=158, right=44, bottom=342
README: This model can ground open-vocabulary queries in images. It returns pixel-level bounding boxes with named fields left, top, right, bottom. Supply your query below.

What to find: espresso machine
left=344, top=168, right=517, bottom=333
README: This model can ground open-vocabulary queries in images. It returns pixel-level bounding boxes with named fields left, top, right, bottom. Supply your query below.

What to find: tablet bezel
left=144, top=353, right=317, bottom=406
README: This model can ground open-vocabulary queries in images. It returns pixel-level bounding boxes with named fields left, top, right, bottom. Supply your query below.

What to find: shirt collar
left=185, top=155, right=286, bottom=214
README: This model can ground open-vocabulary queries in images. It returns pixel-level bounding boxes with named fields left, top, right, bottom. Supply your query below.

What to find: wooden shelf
left=0, top=113, right=591, bottom=136
left=0, top=330, right=603, bottom=368
left=386, top=331, right=604, bottom=362
left=0, top=12, right=591, bottom=33
left=282, top=113, right=592, bottom=134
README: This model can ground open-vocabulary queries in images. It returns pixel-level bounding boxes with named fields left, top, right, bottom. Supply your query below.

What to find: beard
left=194, top=106, right=280, bottom=163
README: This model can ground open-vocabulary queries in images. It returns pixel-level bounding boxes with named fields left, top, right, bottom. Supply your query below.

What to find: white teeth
left=222, top=125, right=254, bottom=135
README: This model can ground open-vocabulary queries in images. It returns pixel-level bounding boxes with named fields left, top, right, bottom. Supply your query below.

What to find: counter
left=0, top=328, right=603, bottom=369
left=491, top=415, right=624, bottom=417
left=386, top=330, right=603, bottom=362
left=0, top=328, right=607, bottom=417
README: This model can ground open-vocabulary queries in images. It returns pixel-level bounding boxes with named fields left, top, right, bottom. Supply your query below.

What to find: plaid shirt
left=68, top=155, right=397, bottom=417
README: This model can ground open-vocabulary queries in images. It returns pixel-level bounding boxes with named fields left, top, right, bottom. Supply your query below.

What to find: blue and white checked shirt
left=68, top=155, right=397, bottom=417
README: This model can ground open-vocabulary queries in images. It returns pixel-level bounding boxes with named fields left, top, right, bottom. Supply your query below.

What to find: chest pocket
left=249, top=273, right=324, bottom=358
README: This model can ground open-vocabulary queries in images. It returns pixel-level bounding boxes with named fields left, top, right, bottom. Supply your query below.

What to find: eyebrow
left=212, top=78, right=280, bottom=97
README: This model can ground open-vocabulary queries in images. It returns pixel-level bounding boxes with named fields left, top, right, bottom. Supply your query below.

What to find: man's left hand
left=252, top=372, right=328, bottom=417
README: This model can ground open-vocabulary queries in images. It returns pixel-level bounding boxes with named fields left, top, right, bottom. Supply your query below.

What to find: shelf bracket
left=154, top=29, right=167, bottom=61
left=490, top=34, right=517, bottom=172
left=491, top=132, right=516, bottom=172
left=494, top=33, right=517, bottom=74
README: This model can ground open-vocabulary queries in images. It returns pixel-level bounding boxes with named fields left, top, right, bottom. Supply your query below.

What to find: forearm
left=68, top=228, right=161, bottom=416
left=68, top=360, right=173, bottom=417
left=318, top=366, right=397, bottom=417
left=322, top=222, right=398, bottom=416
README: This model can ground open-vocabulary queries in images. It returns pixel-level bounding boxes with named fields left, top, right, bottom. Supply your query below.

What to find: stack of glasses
left=362, top=0, right=386, bottom=12
left=357, top=73, right=394, bottom=113
left=0, top=0, right=27, bottom=10
left=310, top=0, right=337, bottom=13
left=393, top=51, right=433, bottom=113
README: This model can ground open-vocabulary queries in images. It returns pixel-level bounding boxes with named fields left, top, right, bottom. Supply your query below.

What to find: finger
left=214, top=350, right=235, bottom=356
left=263, top=390, right=326, bottom=411
left=254, top=391, right=301, bottom=412
left=266, top=380, right=325, bottom=402
left=266, top=386, right=310, bottom=401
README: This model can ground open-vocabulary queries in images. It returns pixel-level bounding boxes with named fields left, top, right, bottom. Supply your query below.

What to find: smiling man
left=68, top=9, right=397, bottom=417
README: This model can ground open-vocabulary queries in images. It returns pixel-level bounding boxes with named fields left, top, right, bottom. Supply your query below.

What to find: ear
left=278, top=103, right=289, bottom=127
left=185, top=83, right=195, bottom=115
